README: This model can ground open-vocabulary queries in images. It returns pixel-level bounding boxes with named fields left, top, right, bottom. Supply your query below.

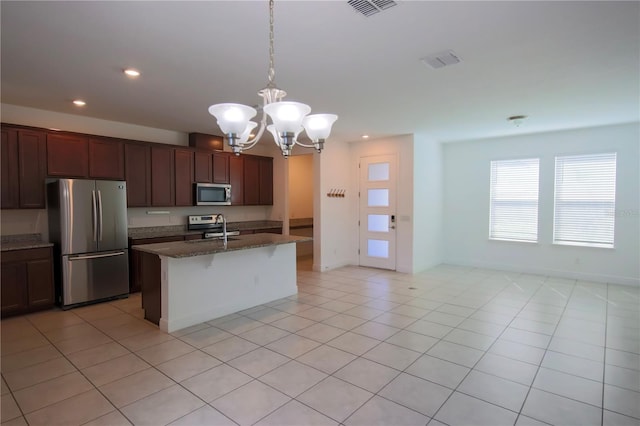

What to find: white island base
left=157, top=243, right=297, bottom=333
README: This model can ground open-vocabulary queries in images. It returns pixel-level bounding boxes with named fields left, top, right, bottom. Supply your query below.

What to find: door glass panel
left=368, top=189, right=389, bottom=207
left=367, top=239, right=389, bottom=258
left=368, top=163, right=389, bottom=181
left=368, top=214, right=389, bottom=232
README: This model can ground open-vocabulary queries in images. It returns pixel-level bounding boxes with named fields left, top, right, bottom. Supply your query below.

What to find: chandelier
left=208, top=0, right=338, bottom=158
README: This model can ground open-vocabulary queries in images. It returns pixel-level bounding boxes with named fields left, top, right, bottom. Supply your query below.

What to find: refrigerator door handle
left=69, top=251, right=126, bottom=261
left=91, top=190, right=98, bottom=242
left=97, top=190, right=104, bottom=241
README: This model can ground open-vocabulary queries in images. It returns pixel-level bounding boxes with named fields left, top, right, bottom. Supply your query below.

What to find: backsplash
left=0, top=210, right=49, bottom=239
left=1, top=205, right=278, bottom=241
left=126, top=205, right=277, bottom=228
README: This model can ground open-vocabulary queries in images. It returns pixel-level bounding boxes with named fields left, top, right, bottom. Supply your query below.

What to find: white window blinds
left=553, top=153, right=617, bottom=248
left=489, top=158, right=540, bottom=242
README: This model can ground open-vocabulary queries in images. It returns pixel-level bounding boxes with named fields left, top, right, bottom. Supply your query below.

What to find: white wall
left=443, top=123, right=640, bottom=286
left=288, top=155, right=314, bottom=219
left=1, top=103, right=187, bottom=145
left=413, top=133, right=444, bottom=272
left=314, top=141, right=354, bottom=271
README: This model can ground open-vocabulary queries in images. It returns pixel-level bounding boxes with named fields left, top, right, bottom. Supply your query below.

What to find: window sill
left=488, top=238, right=538, bottom=244
left=552, top=241, right=614, bottom=249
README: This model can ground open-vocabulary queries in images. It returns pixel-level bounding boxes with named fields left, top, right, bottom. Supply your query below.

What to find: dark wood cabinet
left=243, top=155, right=261, bottom=205
left=47, top=133, right=89, bottom=177
left=151, top=146, right=175, bottom=206
left=1, top=247, right=54, bottom=317
left=1, top=124, right=274, bottom=210
left=213, top=152, right=230, bottom=184
left=1, top=262, right=28, bottom=316
left=124, top=143, right=151, bottom=207
left=1, top=127, right=19, bottom=209
left=89, top=137, right=124, bottom=180
left=194, top=151, right=212, bottom=183
left=243, top=155, right=273, bottom=206
left=18, top=129, right=47, bottom=209
left=174, top=149, right=194, bottom=206
left=188, top=133, right=224, bottom=151
left=229, top=154, right=244, bottom=205
left=139, top=251, right=162, bottom=325
left=259, top=157, right=274, bottom=205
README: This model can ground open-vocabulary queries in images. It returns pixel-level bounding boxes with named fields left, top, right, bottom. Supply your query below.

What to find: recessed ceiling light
left=362, top=134, right=370, bottom=139
left=124, top=68, right=141, bottom=77
left=73, top=99, right=86, bottom=106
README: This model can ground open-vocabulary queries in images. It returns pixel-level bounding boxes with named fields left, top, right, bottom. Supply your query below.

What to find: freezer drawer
left=62, top=250, right=129, bottom=307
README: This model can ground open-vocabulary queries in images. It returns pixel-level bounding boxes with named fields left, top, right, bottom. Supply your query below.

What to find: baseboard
left=443, top=258, right=639, bottom=287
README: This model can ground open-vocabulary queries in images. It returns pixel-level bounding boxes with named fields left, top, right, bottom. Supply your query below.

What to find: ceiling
left=1, top=1, right=638, bottom=144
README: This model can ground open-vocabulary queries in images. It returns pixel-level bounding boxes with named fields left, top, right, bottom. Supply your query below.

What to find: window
left=554, top=153, right=617, bottom=248
left=489, top=158, right=540, bottom=242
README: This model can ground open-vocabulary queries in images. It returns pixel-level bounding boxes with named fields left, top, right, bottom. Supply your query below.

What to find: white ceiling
left=1, top=1, right=638, bottom=144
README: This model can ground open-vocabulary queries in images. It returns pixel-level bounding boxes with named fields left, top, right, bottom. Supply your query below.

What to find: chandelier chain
left=268, top=0, right=275, bottom=86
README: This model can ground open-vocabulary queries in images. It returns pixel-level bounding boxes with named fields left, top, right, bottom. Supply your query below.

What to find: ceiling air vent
left=421, top=50, right=462, bottom=70
left=348, top=0, right=398, bottom=17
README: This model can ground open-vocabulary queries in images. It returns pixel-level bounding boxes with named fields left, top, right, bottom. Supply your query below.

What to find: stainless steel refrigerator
left=47, top=179, right=129, bottom=308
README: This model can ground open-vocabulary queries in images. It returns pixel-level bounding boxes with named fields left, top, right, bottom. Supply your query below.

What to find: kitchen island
left=132, top=233, right=310, bottom=333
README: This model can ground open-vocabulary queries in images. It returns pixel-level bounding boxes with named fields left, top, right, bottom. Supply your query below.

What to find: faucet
left=215, top=213, right=227, bottom=248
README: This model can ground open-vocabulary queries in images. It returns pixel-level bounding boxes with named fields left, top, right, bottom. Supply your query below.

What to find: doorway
left=358, top=154, right=397, bottom=270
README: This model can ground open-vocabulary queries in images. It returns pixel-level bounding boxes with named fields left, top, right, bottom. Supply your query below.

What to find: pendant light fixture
left=208, top=0, right=338, bottom=158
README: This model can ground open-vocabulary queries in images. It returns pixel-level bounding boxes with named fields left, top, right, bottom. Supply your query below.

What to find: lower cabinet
left=1, top=247, right=54, bottom=317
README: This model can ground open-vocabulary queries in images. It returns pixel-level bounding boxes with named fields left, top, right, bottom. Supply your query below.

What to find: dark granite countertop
left=132, top=232, right=311, bottom=258
left=1, top=234, right=53, bottom=252
left=128, top=220, right=283, bottom=240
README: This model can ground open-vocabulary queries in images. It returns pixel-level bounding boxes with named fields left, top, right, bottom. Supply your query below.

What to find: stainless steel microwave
left=195, top=183, right=231, bottom=205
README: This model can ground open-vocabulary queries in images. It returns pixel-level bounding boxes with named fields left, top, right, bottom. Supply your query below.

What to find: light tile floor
left=1, top=261, right=639, bottom=426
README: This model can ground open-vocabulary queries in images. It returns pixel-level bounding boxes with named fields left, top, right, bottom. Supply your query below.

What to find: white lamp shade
left=302, top=114, right=338, bottom=141
left=238, top=121, right=258, bottom=144
left=208, top=103, right=257, bottom=135
left=263, top=101, right=311, bottom=134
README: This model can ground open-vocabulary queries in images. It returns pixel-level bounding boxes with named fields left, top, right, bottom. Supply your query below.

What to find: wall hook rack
left=327, top=189, right=346, bottom=198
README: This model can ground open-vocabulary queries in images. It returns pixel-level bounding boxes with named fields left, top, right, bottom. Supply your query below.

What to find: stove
left=187, top=215, right=239, bottom=239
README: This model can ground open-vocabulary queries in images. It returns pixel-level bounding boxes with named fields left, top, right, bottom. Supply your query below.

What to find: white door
left=359, top=155, right=397, bottom=270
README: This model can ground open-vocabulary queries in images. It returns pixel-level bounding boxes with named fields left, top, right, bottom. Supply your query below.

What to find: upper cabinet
left=213, top=152, right=230, bottom=184
left=150, top=145, right=175, bottom=207
left=174, top=148, right=194, bottom=207
left=1, top=124, right=274, bottom=210
left=89, top=137, right=124, bottom=180
left=194, top=151, right=212, bottom=183
left=242, top=155, right=273, bottom=206
left=47, top=133, right=89, bottom=178
left=19, top=130, right=47, bottom=208
left=243, top=155, right=261, bottom=206
left=229, top=154, right=244, bottom=205
left=259, top=156, right=273, bottom=205
left=1, top=127, right=19, bottom=209
left=1, top=126, right=47, bottom=209
left=124, top=143, right=151, bottom=207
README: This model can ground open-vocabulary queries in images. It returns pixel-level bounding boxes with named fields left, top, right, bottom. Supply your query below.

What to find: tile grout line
left=512, top=279, right=581, bottom=426
left=421, top=272, right=549, bottom=424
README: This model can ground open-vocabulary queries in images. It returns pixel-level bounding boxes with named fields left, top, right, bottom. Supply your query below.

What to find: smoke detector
left=348, top=0, right=398, bottom=17
left=421, top=50, right=462, bottom=70
left=508, top=115, right=527, bottom=127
